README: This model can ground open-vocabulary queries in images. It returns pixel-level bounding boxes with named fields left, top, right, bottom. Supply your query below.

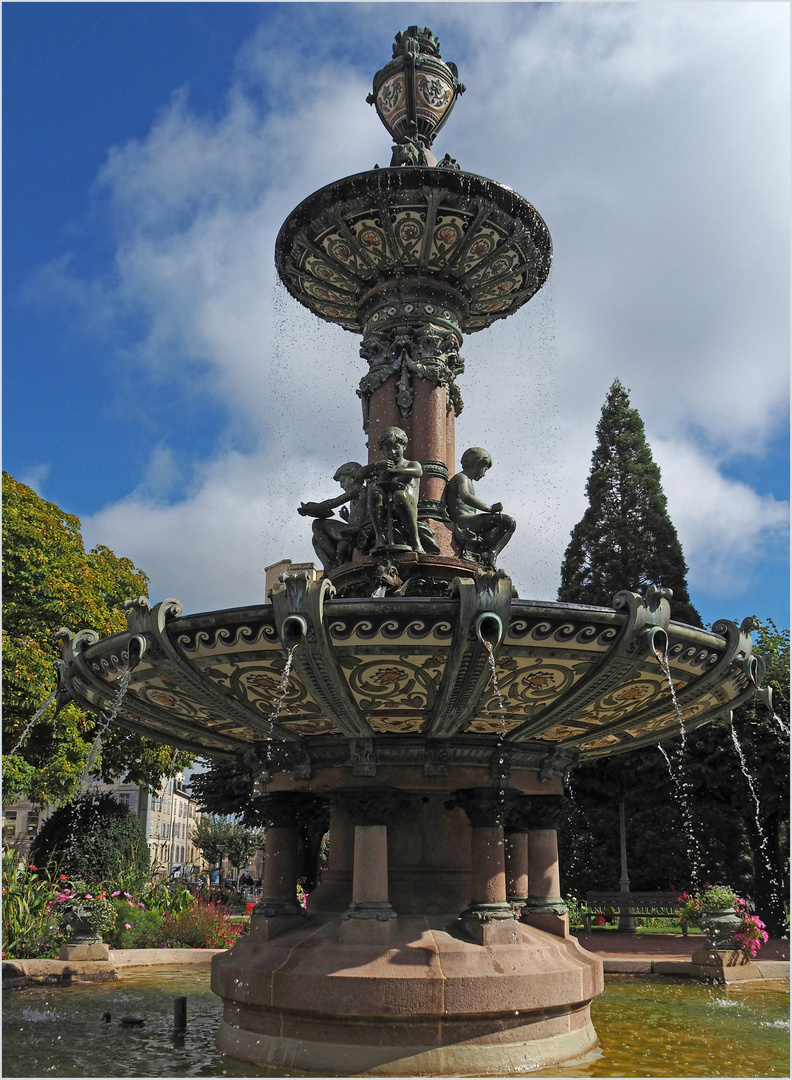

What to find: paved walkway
left=572, top=931, right=789, bottom=980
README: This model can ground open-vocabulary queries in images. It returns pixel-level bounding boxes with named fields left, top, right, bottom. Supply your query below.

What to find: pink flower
left=85, top=894, right=94, bottom=900
left=125, top=923, right=131, bottom=930
left=111, top=891, right=120, bottom=897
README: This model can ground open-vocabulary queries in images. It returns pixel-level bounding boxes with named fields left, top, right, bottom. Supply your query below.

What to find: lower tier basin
left=212, top=915, right=602, bottom=1075
left=3, top=968, right=788, bottom=1077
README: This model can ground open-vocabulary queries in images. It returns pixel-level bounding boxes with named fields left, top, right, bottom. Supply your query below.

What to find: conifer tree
left=558, top=380, right=701, bottom=627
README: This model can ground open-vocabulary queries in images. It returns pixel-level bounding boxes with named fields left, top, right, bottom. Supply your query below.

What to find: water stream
left=81, top=666, right=133, bottom=783
left=654, top=646, right=703, bottom=890
left=1, top=688, right=58, bottom=775
left=729, top=724, right=782, bottom=905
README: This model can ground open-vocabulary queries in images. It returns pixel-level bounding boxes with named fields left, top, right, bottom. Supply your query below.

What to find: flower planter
left=698, top=907, right=742, bottom=950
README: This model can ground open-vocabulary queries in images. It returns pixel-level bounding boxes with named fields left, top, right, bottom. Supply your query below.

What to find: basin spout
left=281, top=614, right=308, bottom=651
left=475, top=612, right=503, bottom=650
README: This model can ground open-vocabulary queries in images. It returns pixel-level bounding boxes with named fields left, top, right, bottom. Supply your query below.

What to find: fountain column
left=523, top=795, right=569, bottom=937
left=452, top=788, right=521, bottom=944
left=338, top=789, right=399, bottom=942
left=250, top=793, right=306, bottom=940
left=504, top=799, right=532, bottom=914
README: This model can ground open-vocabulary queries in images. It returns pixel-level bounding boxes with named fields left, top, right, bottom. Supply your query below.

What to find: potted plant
left=696, top=885, right=743, bottom=950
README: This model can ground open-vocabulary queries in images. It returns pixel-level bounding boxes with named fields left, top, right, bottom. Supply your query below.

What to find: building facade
left=2, top=772, right=205, bottom=875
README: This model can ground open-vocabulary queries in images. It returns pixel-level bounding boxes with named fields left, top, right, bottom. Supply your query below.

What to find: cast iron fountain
left=56, top=28, right=771, bottom=1076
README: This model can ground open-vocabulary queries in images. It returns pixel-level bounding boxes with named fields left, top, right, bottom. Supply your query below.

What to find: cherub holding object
left=357, top=427, right=424, bottom=553
left=298, top=461, right=368, bottom=572
left=446, top=447, right=516, bottom=568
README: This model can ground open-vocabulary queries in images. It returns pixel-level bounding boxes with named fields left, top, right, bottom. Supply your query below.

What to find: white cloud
left=41, top=4, right=789, bottom=619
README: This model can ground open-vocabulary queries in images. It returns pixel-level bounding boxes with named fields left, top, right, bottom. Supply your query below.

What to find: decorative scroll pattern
left=274, top=169, right=553, bottom=335
left=58, top=596, right=761, bottom=764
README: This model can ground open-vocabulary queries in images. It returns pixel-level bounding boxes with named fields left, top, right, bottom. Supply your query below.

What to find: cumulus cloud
left=34, top=3, right=787, bottom=618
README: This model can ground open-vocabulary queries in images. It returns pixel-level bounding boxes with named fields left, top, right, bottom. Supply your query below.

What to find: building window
left=116, top=793, right=131, bottom=809
left=3, top=812, right=17, bottom=837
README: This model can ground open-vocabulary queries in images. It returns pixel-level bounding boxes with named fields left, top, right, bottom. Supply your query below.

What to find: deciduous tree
left=2, top=473, right=191, bottom=804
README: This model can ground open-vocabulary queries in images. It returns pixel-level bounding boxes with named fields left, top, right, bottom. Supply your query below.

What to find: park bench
left=582, top=891, right=685, bottom=934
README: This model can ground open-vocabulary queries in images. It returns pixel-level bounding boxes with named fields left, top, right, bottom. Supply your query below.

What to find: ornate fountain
left=56, top=28, right=770, bottom=1076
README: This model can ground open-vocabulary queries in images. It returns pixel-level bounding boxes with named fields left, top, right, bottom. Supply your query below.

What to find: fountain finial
left=367, top=27, right=465, bottom=166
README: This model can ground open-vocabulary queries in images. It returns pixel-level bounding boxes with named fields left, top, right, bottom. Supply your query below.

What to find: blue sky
left=3, top=2, right=789, bottom=633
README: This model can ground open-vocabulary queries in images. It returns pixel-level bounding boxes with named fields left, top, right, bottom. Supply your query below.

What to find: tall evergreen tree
left=558, top=380, right=701, bottom=627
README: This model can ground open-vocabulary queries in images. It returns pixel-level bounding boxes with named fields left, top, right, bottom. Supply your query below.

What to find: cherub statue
left=297, top=462, right=369, bottom=572
left=446, top=447, right=516, bottom=568
left=357, top=427, right=424, bottom=553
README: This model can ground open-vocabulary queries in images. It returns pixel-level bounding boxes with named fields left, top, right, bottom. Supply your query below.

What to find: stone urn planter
left=698, top=906, right=742, bottom=950
left=58, top=903, right=110, bottom=962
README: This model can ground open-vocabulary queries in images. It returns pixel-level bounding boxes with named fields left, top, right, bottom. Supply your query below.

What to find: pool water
left=2, top=970, right=789, bottom=1078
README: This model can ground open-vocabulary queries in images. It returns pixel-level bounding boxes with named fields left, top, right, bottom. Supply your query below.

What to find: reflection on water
left=2, top=970, right=788, bottom=1078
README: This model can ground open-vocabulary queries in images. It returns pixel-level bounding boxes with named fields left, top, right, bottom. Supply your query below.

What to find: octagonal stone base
left=212, top=914, right=603, bottom=1076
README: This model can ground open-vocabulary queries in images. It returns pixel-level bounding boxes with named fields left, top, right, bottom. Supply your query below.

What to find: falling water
left=267, top=644, right=299, bottom=729
left=729, top=724, right=782, bottom=903
left=2, top=688, right=58, bottom=774
left=652, top=642, right=705, bottom=888
left=372, top=585, right=387, bottom=598
left=658, top=743, right=702, bottom=892
left=82, top=666, right=133, bottom=782
left=483, top=639, right=505, bottom=712
left=260, top=643, right=301, bottom=775
left=655, top=646, right=687, bottom=751
left=772, top=712, right=789, bottom=737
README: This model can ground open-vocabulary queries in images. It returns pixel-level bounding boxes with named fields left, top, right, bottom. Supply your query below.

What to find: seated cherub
left=297, top=461, right=367, bottom=571
left=446, top=447, right=516, bottom=568
left=356, top=427, right=424, bottom=553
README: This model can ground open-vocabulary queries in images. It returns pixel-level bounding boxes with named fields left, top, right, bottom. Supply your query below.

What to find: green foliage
left=109, top=906, right=164, bottom=950
left=699, top=884, right=738, bottom=909
left=190, top=814, right=233, bottom=869
left=558, top=381, right=701, bottom=627
left=30, top=793, right=150, bottom=882
left=2, top=472, right=191, bottom=803
left=188, top=757, right=254, bottom=817
left=1, top=852, right=61, bottom=959
left=564, top=895, right=588, bottom=930
left=224, top=823, right=264, bottom=874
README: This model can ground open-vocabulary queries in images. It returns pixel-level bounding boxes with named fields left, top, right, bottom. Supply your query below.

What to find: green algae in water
left=3, top=971, right=789, bottom=1078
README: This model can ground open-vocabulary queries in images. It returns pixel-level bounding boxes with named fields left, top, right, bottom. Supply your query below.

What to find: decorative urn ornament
left=367, top=26, right=465, bottom=166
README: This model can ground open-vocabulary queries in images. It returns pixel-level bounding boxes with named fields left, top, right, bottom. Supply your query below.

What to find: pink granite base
left=212, top=913, right=603, bottom=1075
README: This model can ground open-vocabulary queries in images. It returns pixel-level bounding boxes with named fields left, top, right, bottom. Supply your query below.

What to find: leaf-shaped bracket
left=424, top=569, right=514, bottom=738
left=270, top=571, right=371, bottom=738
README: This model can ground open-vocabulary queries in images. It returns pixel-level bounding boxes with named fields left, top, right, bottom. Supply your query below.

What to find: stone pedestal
left=213, top=771, right=602, bottom=1076
left=691, top=946, right=754, bottom=983
left=59, top=940, right=110, bottom=962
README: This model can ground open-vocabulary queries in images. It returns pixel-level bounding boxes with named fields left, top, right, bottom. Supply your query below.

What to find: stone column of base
left=523, top=796, right=569, bottom=938
left=307, top=800, right=354, bottom=912
left=339, top=789, right=400, bottom=943
left=450, top=789, right=521, bottom=945
left=504, top=828, right=529, bottom=915
left=251, top=793, right=308, bottom=941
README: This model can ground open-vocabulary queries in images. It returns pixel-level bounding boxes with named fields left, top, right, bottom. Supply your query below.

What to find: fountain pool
left=3, top=970, right=788, bottom=1078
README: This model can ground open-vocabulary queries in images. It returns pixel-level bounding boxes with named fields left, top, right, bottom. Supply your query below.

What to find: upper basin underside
left=274, top=167, right=553, bottom=334
left=62, top=595, right=753, bottom=768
